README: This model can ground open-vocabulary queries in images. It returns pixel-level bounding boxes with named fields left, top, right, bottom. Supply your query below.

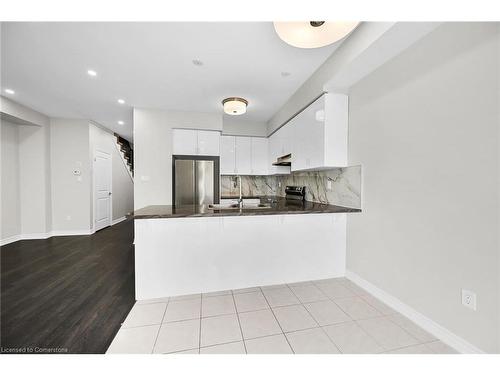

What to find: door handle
left=108, top=192, right=112, bottom=196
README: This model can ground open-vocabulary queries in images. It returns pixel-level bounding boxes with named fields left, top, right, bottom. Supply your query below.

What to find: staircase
left=114, top=133, right=134, bottom=178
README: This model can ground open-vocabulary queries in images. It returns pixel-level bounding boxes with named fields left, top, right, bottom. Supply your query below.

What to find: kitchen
left=133, top=92, right=360, bottom=299
left=1, top=16, right=499, bottom=361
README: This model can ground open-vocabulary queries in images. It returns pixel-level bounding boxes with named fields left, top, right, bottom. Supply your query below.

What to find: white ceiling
left=1, top=22, right=342, bottom=141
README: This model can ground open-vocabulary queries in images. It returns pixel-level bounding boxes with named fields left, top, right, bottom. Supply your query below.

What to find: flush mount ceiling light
left=87, top=69, right=97, bottom=77
left=117, top=120, right=124, bottom=125
left=117, top=99, right=125, bottom=104
left=222, top=97, right=248, bottom=116
left=273, top=21, right=359, bottom=48
left=4, top=88, right=15, bottom=95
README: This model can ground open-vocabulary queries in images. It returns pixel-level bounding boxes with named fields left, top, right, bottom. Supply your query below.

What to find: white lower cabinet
left=134, top=213, right=346, bottom=299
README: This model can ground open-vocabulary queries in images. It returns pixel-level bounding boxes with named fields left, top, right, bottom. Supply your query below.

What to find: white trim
left=112, top=216, right=127, bottom=226
left=50, top=229, right=94, bottom=237
left=345, top=270, right=485, bottom=354
left=19, top=232, right=52, bottom=240
left=1, top=235, right=21, bottom=246
left=1, top=230, right=95, bottom=246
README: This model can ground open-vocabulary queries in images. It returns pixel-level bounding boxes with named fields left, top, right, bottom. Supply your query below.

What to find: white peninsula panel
left=134, top=213, right=346, bottom=299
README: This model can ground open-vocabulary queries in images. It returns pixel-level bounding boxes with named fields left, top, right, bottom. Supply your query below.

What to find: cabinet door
left=220, top=136, right=236, bottom=174
left=291, top=117, right=307, bottom=171
left=197, top=130, right=220, bottom=156
left=172, top=129, right=197, bottom=155
left=251, top=137, right=268, bottom=175
left=268, top=131, right=279, bottom=163
left=235, top=137, right=252, bottom=175
left=290, top=96, right=325, bottom=171
left=280, top=123, right=293, bottom=156
left=303, top=96, right=325, bottom=169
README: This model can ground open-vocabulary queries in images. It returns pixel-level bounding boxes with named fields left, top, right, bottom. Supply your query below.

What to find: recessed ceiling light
left=4, top=88, right=15, bottom=95
left=222, top=97, right=248, bottom=116
left=192, top=59, right=203, bottom=66
left=118, top=121, right=124, bottom=125
left=117, top=99, right=125, bottom=104
left=87, top=69, right=97, bottom=77
left=274, top=21, right=359, bottom=48
left=281, top=71, right=291, bottom=77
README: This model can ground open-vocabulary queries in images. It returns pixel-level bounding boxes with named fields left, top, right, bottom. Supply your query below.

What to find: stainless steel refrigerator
left=173, top=156, right=220, bottom=206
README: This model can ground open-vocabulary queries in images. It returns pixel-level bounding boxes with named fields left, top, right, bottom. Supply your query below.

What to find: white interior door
left=94, top=150, right=112, bottom=231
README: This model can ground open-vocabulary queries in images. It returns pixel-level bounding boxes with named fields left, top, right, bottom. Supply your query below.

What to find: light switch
left=327, top=180, right=332, bottom=190
left=141, top=175, right=150, bottom=182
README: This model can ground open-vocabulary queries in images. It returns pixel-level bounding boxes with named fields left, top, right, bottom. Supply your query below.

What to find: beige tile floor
left=106, top=278, right=458, bottom=354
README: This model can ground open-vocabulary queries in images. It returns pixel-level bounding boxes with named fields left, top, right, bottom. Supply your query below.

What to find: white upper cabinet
left=172, top=129, right=220, bottom=156
left=291, top=93, right=348, bottom=171
left=172, top=129, right=198, bottom=155
left=219, top=93, right=347, bottom=175
left=220, top=135, right=277, bottom=175
left=235, top=136, right=252, bottom=175
left=197, top=130, right=220, bottom=156
left=250, top=137, right=269, bottom=175
left=269, top=123, right=293, bottom=160
left=220, top=136, right=236, bottom=174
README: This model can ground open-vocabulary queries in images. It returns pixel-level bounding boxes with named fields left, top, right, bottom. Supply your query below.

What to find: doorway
left=94, top=150, right=112, bottom=231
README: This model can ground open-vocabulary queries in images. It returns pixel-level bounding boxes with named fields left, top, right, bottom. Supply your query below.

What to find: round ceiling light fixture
left=273, top=21, right=359, bottom=48
left=222, top=97, right=248, bottom=116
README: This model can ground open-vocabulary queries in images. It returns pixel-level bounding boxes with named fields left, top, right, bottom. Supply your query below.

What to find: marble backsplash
left=221, top=165, right=361, bottom=209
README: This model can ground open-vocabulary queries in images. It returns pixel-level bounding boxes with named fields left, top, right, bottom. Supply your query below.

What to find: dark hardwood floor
left=1, top=219, right=135, bottom=354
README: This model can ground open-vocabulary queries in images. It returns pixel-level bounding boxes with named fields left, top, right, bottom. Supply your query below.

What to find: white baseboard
left=21, top=232, right=52, bottom=240
left=112, top=216, right=127, bottom=226
left=50, top=229, right=94, bottom=237
left=1, top=234, right=21, bottom=246
left=345, top=270, right=485, bottom=354
left=1, top=229, right=94, bottom=246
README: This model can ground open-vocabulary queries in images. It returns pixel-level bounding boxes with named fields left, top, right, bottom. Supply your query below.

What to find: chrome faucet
left=237, top=175, right=243, bottom=208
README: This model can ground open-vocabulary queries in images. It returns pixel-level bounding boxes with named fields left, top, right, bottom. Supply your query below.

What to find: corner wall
left=50, top=118, right=92, bottom=233
left=133, top=108, right=222, bottom=209
left=0, top=121, right=21, bottom=240
left=347, top=23, right=499, bottom=353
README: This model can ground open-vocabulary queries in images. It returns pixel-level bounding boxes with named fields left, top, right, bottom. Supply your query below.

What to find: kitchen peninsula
left=134, top=198, right=360, bottom=300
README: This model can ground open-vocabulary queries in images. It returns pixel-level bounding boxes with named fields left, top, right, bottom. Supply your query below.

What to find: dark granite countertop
left=221, top=195, right=263, bottom=200
left=134, top=197, right=361, bottom=219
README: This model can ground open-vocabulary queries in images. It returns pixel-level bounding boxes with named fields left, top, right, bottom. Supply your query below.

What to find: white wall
left=50, top=118, right=92, bottom=233
left=222, top=117, right=267, bottom=137
left=89, top=123, right=134, bottom=221
left=19, top=121, right=52, bottom=236
left=1, top=98, right=52, bottom=243
left=134, top=108, right=222, bottom=209
left=1, top=96, right=50, bottom=127
left=1, top=121, right=21, bottom=240
left=347, top=23, right=499, bottom=353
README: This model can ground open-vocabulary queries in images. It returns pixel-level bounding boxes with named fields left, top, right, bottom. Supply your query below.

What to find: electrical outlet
left=461, top=289, right=476, bottom=311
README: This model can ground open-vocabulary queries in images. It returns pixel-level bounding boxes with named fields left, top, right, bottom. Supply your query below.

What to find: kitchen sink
left=208, top=203, right=272, bottom=210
